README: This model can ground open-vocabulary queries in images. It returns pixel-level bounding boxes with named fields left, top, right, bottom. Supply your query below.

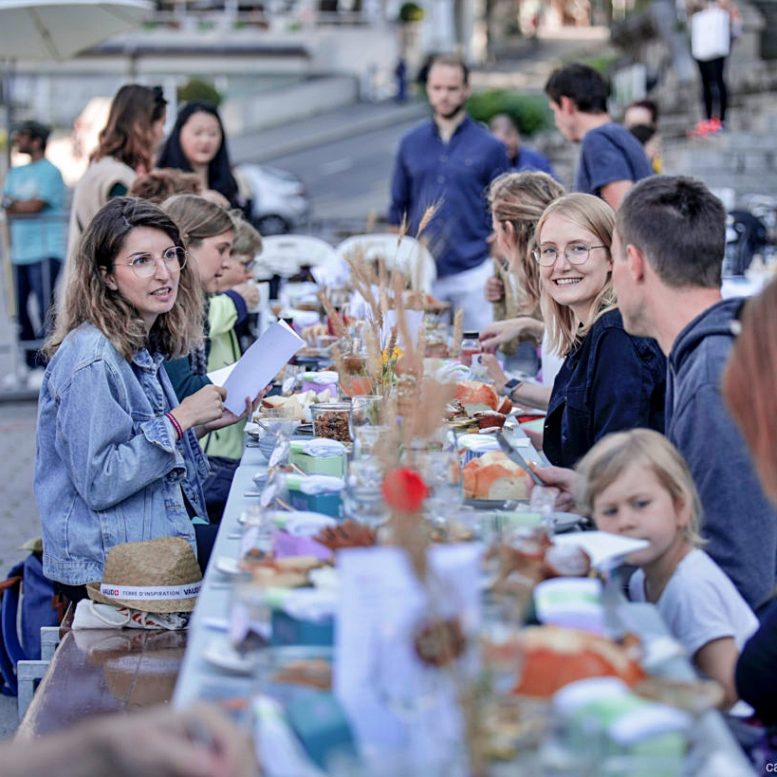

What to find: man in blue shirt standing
left=2, top=120, right=66, bottom=388
left=488, top=113, right=557, bottom=178
left=388, top=54, right=509, bottom=331
left=544, top=64, right=652, bottom=210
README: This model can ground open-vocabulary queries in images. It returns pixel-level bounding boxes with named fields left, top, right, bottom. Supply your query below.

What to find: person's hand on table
left=484, top=275, right=505, bottom=303
left=479, top=317, right=544, bottom=352
left=94, top=704, right=257, bottom=777
left=528, top=463, right=580, bottom=512
left=0, top=704, right=258, bottom=777
left=479, top=353, right=508, bottom=393
left=301, top=323, right=327, bottom=346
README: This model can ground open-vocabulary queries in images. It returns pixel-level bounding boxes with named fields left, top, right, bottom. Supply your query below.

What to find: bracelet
left=165, top=411, right=184, bottom=440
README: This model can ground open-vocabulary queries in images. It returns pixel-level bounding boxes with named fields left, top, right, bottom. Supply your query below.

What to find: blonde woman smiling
left=535, top=193, right=666, bottom=467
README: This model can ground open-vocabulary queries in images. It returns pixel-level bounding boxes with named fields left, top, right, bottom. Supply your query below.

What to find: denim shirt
left=388, top=116, right=509, bottom=278
left=35, top=323, right=209, bottom=585
left=543, top=309, right=666, bottom=468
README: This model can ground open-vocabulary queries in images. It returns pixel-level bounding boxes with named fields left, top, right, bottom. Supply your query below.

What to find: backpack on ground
left=0, top=551, right=62, bottom=696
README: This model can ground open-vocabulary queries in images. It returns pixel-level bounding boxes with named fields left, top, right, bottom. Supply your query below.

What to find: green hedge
left=177, top=78, right=223, bottom=108
left=466, top=90, right=553, bottom=136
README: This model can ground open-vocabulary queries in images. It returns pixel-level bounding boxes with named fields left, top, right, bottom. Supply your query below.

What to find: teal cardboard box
left=270, top=609, right=335, bottom=647
left=289, top=439, right=346, bottom=477
left=286, top=474, right=343, bottom=518
left=284, top=690, right=358, bottom=770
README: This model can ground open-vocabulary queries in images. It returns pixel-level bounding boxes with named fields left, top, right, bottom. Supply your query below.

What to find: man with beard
left=388, top=54, right=509, bottom=330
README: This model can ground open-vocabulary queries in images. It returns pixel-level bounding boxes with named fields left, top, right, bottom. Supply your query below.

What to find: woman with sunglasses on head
left=479, top=171, right=565, bottom=410
left=36, top=198, right=244, bottom=599
left=529, top=193, right=666, bottom=468
left=68, top=85, right=167, bottom=261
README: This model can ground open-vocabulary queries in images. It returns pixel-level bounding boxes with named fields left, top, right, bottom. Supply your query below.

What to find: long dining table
left=173, top=438, right=756, bottom=776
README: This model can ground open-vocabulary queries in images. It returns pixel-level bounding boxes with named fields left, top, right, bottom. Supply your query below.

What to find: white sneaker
left=2, top=368, right=28, bottom=390
left=26, top=368, right=46, bottom=392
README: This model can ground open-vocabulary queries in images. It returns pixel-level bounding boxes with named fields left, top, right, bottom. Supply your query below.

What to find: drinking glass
left=350, top=394, right=384, bottom=433
left=342, top=457, right=388, bottom=526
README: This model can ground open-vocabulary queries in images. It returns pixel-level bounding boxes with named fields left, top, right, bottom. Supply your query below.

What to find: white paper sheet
left=220, top=320, right=305, bottom=414
left=206, top=363, right=235, bottom=387
left=334, top=544, right=481, bottom=773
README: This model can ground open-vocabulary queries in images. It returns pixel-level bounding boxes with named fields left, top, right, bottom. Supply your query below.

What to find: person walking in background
left=388, top=53, right=509, bottom=331
left=544, top=64, right=652, bottom=210
left=688, top=0, right=741, bottom=136
left=158, top=102, right=248, bottom=213
left=489, top=113, right=557, bottom=178
left=623, top=99, right=662, bottom=173
left=2, top=120, right=66, bottom=390
left=67, top=84, right=167, bottom=261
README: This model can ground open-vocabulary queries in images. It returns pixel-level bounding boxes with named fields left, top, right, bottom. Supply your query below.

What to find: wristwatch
left=502, top=377, right=523, bottom=397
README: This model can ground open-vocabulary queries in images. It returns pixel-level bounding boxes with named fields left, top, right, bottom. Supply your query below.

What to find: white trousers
left=432, top=260, right=494, bottom=333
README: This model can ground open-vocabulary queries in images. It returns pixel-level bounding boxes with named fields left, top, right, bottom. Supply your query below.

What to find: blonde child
left=575, top=429, right=758, bottom=712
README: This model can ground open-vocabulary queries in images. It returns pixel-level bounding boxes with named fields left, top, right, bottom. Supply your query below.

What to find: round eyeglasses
left=532, top=243, right=607, bottom=267
left=122, top=246, right=187, bottom=279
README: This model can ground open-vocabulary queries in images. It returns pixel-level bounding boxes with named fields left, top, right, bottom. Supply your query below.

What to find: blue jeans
left=202, top=455, right=240, bottom=523
left=14, top=258, right=61, bottom=368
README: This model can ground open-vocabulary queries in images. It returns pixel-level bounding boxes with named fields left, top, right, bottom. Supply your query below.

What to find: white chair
left=334, top=233, right=437, bottom=293
left=255, top=235, right=339, bottom=281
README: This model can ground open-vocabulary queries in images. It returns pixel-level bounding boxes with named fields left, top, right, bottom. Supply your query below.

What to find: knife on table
left=496, top=431, right=545, bottom=486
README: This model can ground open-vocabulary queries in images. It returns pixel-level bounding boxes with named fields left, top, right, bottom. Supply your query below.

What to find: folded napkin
left=300, top=475, right=345, bottom=495
left=286, top=474, right=345, bottom=495
left=72, top=599, right=190, bottom=630
left=291, top=438, right=346, bottom=458
left=273, top=531, right=333, bottom=562
left=275, top=588, right=339, bottom=623
left=300, top=371, right=338, bottom=385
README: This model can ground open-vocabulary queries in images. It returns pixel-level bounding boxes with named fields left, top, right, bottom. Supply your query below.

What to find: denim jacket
left=543, top=309, right=666, bottom=468
left=35, top=323, right=209, bottom=585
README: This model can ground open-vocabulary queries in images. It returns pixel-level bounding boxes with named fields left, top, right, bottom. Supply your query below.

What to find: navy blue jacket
left=388, top=116, right=509, bottom=278
left=666, top=297, right=777, bottom=612
left=543, top=309, right=666, bottom=468
left=736, top=599, right=777, bottom=722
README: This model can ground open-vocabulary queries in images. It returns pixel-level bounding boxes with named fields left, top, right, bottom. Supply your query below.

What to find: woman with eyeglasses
left=35, top=198, right=244, bottom=600
left=525, top=193, right=665, bottom=467
left=68, top=85, right=167, bottom=262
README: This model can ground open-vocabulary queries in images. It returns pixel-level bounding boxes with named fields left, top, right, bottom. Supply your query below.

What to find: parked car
left=236, top=163, right=311, bottom=235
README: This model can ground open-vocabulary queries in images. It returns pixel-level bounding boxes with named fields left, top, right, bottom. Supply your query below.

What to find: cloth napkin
left=292, top=438, right=346, bottom=458
left=72, top=599, right=190, bottom=630
left=300, top=475, right=345, bottom=494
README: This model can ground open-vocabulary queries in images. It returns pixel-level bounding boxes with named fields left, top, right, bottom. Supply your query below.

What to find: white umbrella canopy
left=0, top=0, right=153, bottom=61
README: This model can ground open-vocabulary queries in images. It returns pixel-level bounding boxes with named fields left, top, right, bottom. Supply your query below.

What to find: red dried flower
left=382, top=468, right=429, bottom=513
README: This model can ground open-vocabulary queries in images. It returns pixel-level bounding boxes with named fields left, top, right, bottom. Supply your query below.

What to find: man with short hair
left=488, top=113, right=556, bottom=178
left=388, top=54, right=509, bottom=330
left=2, top=120, right=66, bottom=389
left=544, top=64, right=652, bottom=210
left=610, top=176, right=777, bottom=613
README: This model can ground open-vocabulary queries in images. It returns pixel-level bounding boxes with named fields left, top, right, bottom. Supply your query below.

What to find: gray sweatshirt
left=666, top=297, right=777, bottom=613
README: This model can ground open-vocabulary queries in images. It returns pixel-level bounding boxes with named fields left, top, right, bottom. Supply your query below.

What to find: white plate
left=553, top=531, right=649, bottom=569
left=214, top=556, right=248, bottom=577
left=552, top=512, right=586, bottom=533
left=203, top=635, right=254, bottom=675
